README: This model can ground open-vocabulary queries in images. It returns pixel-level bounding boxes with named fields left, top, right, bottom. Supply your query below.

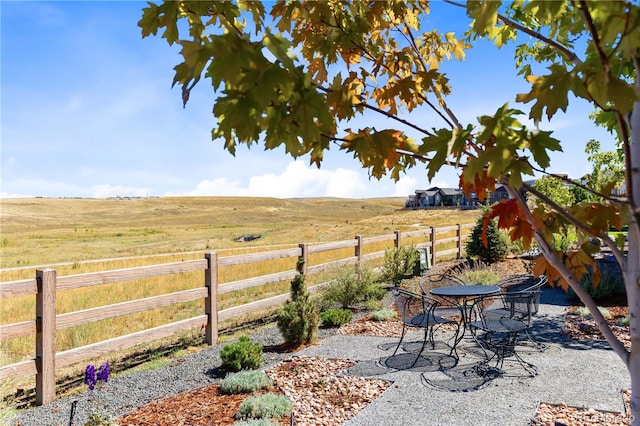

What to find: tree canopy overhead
left=140, top=0, right=640, bottom=420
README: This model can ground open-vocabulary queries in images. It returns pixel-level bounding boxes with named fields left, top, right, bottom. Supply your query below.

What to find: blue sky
left=1, top=1, right=617, bottom=199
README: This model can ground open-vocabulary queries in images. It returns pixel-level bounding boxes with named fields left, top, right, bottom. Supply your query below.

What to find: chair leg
left=522, top=329, right=547, bottom=352
left=483, top=331, right=538, bottom=377
left=410, top=327, right=431, bottom=367
left=392, top=325, right=407, bottom=356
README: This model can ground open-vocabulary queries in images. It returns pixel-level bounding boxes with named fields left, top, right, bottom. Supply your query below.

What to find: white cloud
left=181, top=161, right=371, bottom=198
left=392, top=175, right=418, bottom=197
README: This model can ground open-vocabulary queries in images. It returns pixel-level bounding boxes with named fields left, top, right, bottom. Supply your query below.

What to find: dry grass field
left=0, top=196, right=478, bottom=372
left=1, top=196, right=477, bottom=271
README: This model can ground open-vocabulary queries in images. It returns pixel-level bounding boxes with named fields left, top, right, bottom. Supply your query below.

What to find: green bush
left=235, top=394, right=292, bottom=420
left=320, top=308, right=353, bottom=327
left=321, top=265, right=385, bottom=309
left=220, top=336, right=264, bottom=373
left=220, top=370, right=273, bottom=395
left=363, top=298, right=384, bottom=311
left=277, top=272, right=320, bottom=347
left=465, top=214, right=510, bottom=264
left=379, top=246, right=419, bottom=285
left=369, top=309, right=397, bottom=321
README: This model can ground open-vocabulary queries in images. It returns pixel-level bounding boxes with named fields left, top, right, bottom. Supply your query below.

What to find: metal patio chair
left=468, top=291, right=541, bottom=376
left=418, top=273, right=467, bottom=319
left=392, top=287, right=461, bottom=366
left=483, top=274, right=548, bottom=351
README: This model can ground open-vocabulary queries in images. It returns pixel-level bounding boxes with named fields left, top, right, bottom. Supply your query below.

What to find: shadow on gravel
left=346, top=339, right=528, bottom=392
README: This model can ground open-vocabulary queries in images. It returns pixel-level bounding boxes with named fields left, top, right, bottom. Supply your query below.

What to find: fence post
left=298, top=243, right=308, bottom=275
left=354, top=235, right=363, bottom=277
left=457, top=223, right=463, bottom=259
left=205, top=252, right=218, bottom=346
left=35, top=269, right=56, bottom=406
left=430, top=226, right=437, bottom=267
left=394, top=230, right=401, bottom=248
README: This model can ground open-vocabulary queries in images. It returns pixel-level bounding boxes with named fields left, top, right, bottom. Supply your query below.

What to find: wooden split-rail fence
left=0, top=224, right=472, bottom=405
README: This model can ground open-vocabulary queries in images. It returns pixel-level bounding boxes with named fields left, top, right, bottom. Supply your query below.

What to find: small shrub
left=321, top=265, right=385, bottom=309
left=459, top=268, right=500, bottom=285
left=232, top=420, right=277, bottom=426
left=465, top=214, right=510, bottom=264
left=364, top=298, right=384, bottom=311
left=320, top=308, right=353, bottom=327
left=574, top=306, right=611, bottom=320
left=369, top=309, right=397, bottom=321
left=277, top=271, right=320, bottom=348
left=616, top=315, right=630, bottom=326
left=235, top=394, right=292, bottom=420
left=379, top=246, right=419, bottom=285
left=220, top=370, right=273, bottom=395
left=572, top=268, right=626, bottom=302
left=221, top=336, right=264, bottom=373
left=84, top=412, right=119, bottom=426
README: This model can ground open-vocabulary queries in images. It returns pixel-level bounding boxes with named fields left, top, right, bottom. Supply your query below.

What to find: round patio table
left=430, top=285, right=501, bottom=353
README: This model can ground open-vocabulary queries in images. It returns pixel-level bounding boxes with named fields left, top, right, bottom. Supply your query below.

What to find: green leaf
left=466, top=1, right=501, bottom=38
left=527, top=130, right=562, bottom=170
left=516, top=64, right=578, bottom=121
left=139, top=2, right=180, bottom=44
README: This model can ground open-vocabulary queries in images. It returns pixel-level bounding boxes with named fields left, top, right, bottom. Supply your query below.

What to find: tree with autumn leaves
left=139, top=0, right=639, bottom=419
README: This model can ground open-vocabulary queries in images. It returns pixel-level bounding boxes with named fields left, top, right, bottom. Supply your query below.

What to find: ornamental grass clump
left=235, top=394, right=292, bottom=421
left=220, top=370, right=273, bottom=395
left=369, top=308, right=397, bottom=321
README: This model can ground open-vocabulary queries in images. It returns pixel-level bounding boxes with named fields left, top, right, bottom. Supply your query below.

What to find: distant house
left=405, top=180, right=536, bottom=210
left=488, top=184, right=509, bottom=204
left=405, top=187, right=477, bottom=209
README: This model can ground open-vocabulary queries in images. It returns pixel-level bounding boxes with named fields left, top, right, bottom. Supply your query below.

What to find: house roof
left=438, top=188, right=463, bottom=196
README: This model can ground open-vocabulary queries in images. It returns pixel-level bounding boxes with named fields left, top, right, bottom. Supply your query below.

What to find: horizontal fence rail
left=0, top=224, right=472, bottom=405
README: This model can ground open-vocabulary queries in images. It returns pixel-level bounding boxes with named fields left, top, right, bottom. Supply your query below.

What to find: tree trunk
left=627, top=97, right=640, bottom=425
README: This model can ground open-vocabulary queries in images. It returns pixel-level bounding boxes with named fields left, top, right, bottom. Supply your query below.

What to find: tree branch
left=522, top=182, right=627, bottom=269
left=504, top=183, right=629, bottom=364
left=527, top=163, right=629, bottom=204
left=444, top=0, right=583, bottom=66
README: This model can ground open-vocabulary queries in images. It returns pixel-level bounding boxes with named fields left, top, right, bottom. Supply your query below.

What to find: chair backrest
left=503, top=290, right=542, bottom=325
left=392, top=288, right=439, bottom=325
left=501, top=275, right=547, bottom=316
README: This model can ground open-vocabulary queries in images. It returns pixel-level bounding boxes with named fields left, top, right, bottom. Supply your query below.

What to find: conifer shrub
left=277, top=260, right=320, bottom=347
left=465, top=214, right=510, bottom=264
left=220, top=336, right=264, bottom=372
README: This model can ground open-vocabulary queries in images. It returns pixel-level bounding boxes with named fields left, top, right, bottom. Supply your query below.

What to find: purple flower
left=84, top=364, right=96, bottom=390
left=97, top=362, right=109, bottom=383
